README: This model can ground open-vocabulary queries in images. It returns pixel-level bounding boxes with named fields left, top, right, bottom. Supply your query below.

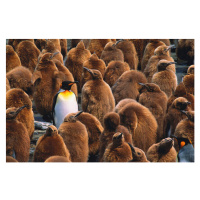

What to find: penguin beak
left=115, top=39, right=124, bottom=46
left=165, top=45, right=175, bottom=51
left=51, top=52, right=59, bottom=59
left=181, top=110, right=187, bottom=115
left=75, top=111, right=83, bottom=118
left=116, top=132, right=123, bottom=139
left=83, top=67, right=93, bottom=76
left=187, top=102, right=191, bottom=105
left=15, top=105, right=27, bottom=116
left=128, top=143, right=136, bottom=154
left=68, top=81, right=79, bottom=86
left=12, top=149, right=16, bottom=159
left=138, top=82, right=146, bottom=86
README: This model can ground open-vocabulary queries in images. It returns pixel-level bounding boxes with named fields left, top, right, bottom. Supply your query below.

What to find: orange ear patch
left=180, top=141, right=186, bottom=148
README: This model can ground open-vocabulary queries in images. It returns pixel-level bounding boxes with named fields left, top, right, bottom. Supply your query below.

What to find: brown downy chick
left=81, top=68, right=115, bottom=126
left=32, top=52, right=65, bottom=119
left=6, top=77, right=10, bottom=92
left=118, top=101, right=158, bottom=153
left=88, top=39, right=112, bottom=58
left=58, top=111, right=89, bottom=162
left=163, top=97, right=192, bottom=138
left=102, top=132, right=133, bottom=162
left=11, top=39, right=34, bottom=50
left=146, top=137, right=177, bottom=162
left=48, top=39, right=61, bottom=52
left=103, top=60, right=130, bottom=87
left=138, top=83, right=168, bottom=141
left=183, top=66, right=194, bottom=95
left=65, top=41, right=91, bottom=92
left=34, top=39, right=47, bottom=51
left=16, top=40, right=40, bottom=73
left=144, top=45, right=176, bottom=82
left=6, top=45, right=21, bottom=73
left=114, top=98, right=137, bottom=113
left=141, top=39, right=166, bottom=72
left=60, top=39, right=68, bottom=58
left=100, top=42, right=124, bottom=66
left=99, top=112, right=132, bottom=162
left=6, top=106, right=30, bottom=162
left=152, top=59, right=177, bottom=97
left=115, top=39, right=138, bottom=70
left=167, top=82, right=194, bottom=112
left=128, top=143, right=149, bottom=162
left=112, top=70, right=147, bottom=105
left=33, top=125, right=71, bottom=162
left=187, top=65, right=194, bottom=74
left=45, top=155, right=71, bottom=162
left=6, top=156, right=18, bottom=162
left=71, top=39, right=91, bottom=49
left=82, top=53, right=106, bottom=87
left=6, top=88, right=34, bottom=139
left=6, top=66, right=34, bottom=100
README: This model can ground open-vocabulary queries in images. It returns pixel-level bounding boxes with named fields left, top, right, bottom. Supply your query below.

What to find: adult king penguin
left=52, top=80, right=78, bottom=129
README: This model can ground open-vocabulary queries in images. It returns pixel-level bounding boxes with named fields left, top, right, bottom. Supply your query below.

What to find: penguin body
left=114, top=98, right=136, bottom=113
left=6, top=156, right=18, bottom=162
left=10, top=39, right=34, bottom=50
left=183, top=66, right=194, bottom=95
left=178, top=144, right=194, bottom=162
left=71, top=39, right=91, bottom=49
left=59, top=39, right=68, bottom=58
left=6, top=77, right=10, bottom=92
left=112, top=70, right=147, bottom=105
left=45, top=155, right=71, bottom=162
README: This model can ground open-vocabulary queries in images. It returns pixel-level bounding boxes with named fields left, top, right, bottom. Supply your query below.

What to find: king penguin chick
left=71, top=39, right=91, bottom=49
left=163, top=97, right=192, bottom=138
left=6, top=106, right=30, bottom=162
left=115, top=39, right=138, bottom=70
left=118, top=100, right=158, bottom=153
left=182, top=65, right=194, bottom=95
left=138, top=83, right=168, bottom=142
left=59, top=39, right=68, bottom=59
left=16, top=40, right=40, bottom=73
left=103, top=60, right=130, bottom=88
left=82, top=53, right=106, bottom=88
left=152, top=59, right=177, bottom=97
left=146, top=137, right=177, bottom=162
left=102, top=132, right=133, bottom=162
left=81, top=68, right=115, bottom=126
left=6, top=88, right=34, bottom=139
left=10, top=39, right=34, bottom=50
left=45, top=155, right=71, bottom=162
left=99, top=112, right=132, bottom=162
left=52, top=80, right=78, bottom=129
left=33, top=125, right=71, bottom=162
left=6, top=156, right=18, bottom=162
left=112, top=70, right=147, bottom=105
left=6, top=45, right=21, bottom=73
left=58, top=111, right=89, bottom=162
left=144, top=45, right=175, bottom=82
left=6, top=77, right=10, bottom=92
left=114, top=98, right=136, bottom=113
left=100, top=42, right=124, bottom=66
left=65, top=41, right=91, bottom=92
left=187, top=64, right=194, bottom=75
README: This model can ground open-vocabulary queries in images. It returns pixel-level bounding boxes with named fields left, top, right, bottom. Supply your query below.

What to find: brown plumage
left=115, top=39, right=138, bottom=70
left=138, top=83, right=168, bottom=142
left=6, top=156, right=18, bottom=162
left=34, top=39, right=47, bottom=51
left=141, top=39, right=166, bottom=71
left=52, top=58, right=78, bottom=97
left=118, top=101, right=158, bottom=153
left=58, top=113, right=89, bottom=162
left=100, top=42, right=124, bottom=66
left=45, top=155, right=71, bottom=162
left=144, top=45, right=176, bottom=82
left=32, top=53, right=64, bottom=118
left=152, top=59, right=177, bottom=97
left=146, top=137, right=177, bottom=162
left=6, top=106, right=30, bottom=162
left=99, top=112, right=132, bottom=161
left=167, top=82, right=194, bottom=112
left=71, top=39, right=91, bottom=49
left=10, top=39, right=34, bottom=50
left=176, top=39, right=194, bottom=65
left=88, top=39, right=112, bottom=58
left=183, top=72, right=194, bottom=95
left=102, top=132, right=133, bottom=162
left=112, top=70, right=147, bottom=105
left=163, top=97, right=192, bottom=138
left=6, top=66, right=33, bottom=99
left=103, top=61, right=130, bottom=87
left=82, top=53, right=106, bottom=87
left=6, top=88, right=34, bottom=139
left=65, top=41, right=91, bottom=92
left=81, top=68, right=115, bottom=126
left=59, top=39, right=68, bottom=58
left=6, top=77, right=10, bottom=92
left=114, top=98, right=136, bottom=113
left=48, top=39, right=61, bottom=52
left=6, top=45, right=21, bottom=73
left=187, top=65, right=194, bottom=74
left=33, top=125, right=71, bottom=162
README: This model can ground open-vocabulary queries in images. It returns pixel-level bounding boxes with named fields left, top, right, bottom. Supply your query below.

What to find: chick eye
left=94, top=73, right=98, bottom=75
left=137, top=152, right=141, bottom=155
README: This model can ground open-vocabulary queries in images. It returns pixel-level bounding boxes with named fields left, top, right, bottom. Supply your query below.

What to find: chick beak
left=51, top=52, right=59, bottom=59
left=75, top=110, right=83, bottom=118
left=15, top=105, right=27, bottom=115
left=83, top=67, right=93, bottom=76
left=165, top=45, right=175, bottom=51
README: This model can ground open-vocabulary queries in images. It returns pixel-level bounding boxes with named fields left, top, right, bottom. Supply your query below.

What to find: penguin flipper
left=52, top=92, right=59, bottom=125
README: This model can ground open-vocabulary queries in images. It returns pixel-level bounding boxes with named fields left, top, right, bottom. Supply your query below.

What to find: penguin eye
left=137, top=152, right=141, bottom=156
left=94, top=73, right=98, bottom=76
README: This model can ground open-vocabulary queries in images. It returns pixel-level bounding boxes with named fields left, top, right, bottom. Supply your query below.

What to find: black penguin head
left=171, top=135, right=191, bottom=150
left=157, top=60, right=176, bottom=72
left=83, top=67, right=102, bottom=80
left=60, top=81, right=78, bottom=90
left=6, top=105, right=28, bottom=120
left=172, top=97, right=191, bottom=111
left=181, top=110, right=194, bottom=122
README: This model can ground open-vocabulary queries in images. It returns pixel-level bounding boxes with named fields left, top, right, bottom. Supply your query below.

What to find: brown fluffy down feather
left=6, top=45, right=21, bottom=73
left=118, top=101, right=158, bottom=153
left=34, top=125, right=71, bottom=162
left=114, top=98, right=137, bottom=113
left=6, top=107, right=30, bottom=162
left=82, top=53, right=106, bottom=87
left=103, top=61, right=130, bottom=88
left=102, top=132, right=133, bottom=162
left=65, top=41, right=91, bottom=92
left=100, top=42, right=124, bottom=66
left=71, top=39, right=91, bottom=49
left=116, top=39, right=138, bottom=70
left=99, top=112, right=132, bottom=161
left=10, top=39, right=34, bottom=50
left=58, top=115, right=89, bottom=162
left=16, top=41, right=40, bottom=73
left=183, top=74, right=194, bottom=95
left=6, top=88, right=34, bottom=139
left=59, top=39, right=68, bottom=58
left=6, top=77, right=10, bottom=92
left=6, top=66, right=34, bottom=99
left=45, top=155, right=71, bottom=162
left=146, top=137, right=177, bottom=162
left=112, top=70, right=147, bottom=105
left=6, top=156, right=18, bottom=162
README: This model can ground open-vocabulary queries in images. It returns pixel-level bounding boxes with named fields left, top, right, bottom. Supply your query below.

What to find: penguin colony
left=6, top=39, right=194, bottom=162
